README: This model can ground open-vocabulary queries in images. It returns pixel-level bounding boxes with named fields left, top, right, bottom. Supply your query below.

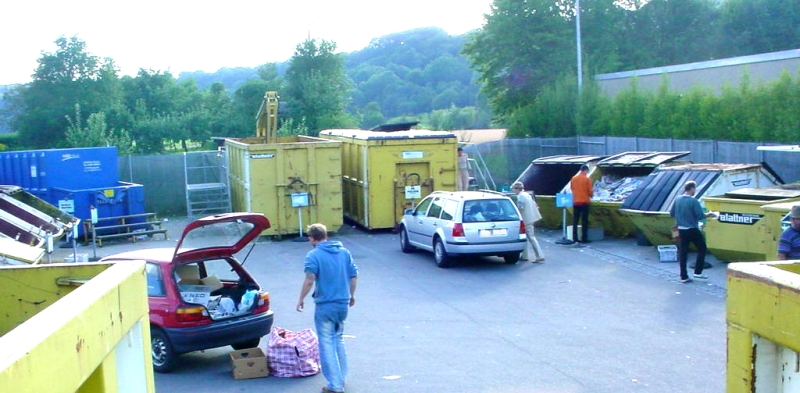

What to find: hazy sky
left=2, top=0, right=492, bottom=85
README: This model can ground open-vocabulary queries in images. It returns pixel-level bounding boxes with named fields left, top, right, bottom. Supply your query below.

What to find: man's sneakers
left=681, top=273, right=708, bottom=283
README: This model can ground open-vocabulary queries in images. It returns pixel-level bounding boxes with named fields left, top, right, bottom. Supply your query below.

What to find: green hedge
left=509, top=71, right=800, bottom=143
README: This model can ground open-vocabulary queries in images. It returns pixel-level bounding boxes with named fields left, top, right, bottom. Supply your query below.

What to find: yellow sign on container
left=319, top=129, right=458, bottom=230
left=226, top=135, right=343, bottom=236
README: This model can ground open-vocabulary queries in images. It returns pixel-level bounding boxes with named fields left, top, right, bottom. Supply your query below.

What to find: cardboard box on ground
left=230, top=347, right=269, bottom=379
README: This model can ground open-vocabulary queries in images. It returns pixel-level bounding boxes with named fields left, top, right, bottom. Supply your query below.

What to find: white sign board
left=405, top=185, right=422, bottom=199
left=402, top=151, right=424, bottom=159
left=58, top=199, right=75, bottom=213
left=291, top=192, right=310, bottom=207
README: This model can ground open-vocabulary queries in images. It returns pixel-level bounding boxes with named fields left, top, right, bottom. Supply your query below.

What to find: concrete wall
left=595, top=49, right=800, bottom=97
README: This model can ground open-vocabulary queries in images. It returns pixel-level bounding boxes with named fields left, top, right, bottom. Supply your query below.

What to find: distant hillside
left=176, top=27, right=481, bottom=119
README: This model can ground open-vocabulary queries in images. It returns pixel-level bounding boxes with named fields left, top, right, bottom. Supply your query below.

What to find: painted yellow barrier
left=0, top=262, right=154, bottom=393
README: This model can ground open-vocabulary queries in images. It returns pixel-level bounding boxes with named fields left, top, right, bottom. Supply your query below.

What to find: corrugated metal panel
left=622, top=170, right=721, bottom=211
left=598, top=151, right=690, bottom=167
left=531, top=155, right=607, bottom=165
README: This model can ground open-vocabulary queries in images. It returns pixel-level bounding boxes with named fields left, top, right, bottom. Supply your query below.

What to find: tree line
left=464, top=0, right=800, bottom=138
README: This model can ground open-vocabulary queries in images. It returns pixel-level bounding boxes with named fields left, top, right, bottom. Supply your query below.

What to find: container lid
left=621, top=169, right=720, bottom=212
left=597, top=151, right=691, bottom=167
left=724, top=183, right=800, bottom=200
left=531, top=155, right=607, bottom=165
left=320, top=129, right=456, bottom=141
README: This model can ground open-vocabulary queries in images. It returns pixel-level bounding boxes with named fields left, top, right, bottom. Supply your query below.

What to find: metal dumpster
left=226, top=135, right=343, bottom=236
left=514, top=155, right=606, bottom=229
left=703, top=183, right=800, bottom=262
left=0, top=146, right=119, bottom=200
left=319, top=128, right=458, bottom=230
left=578, top=151, right=690, bottom=238
left=760, top=200, right=799, bottom=261
left=621, top=163, right=783, bottom=247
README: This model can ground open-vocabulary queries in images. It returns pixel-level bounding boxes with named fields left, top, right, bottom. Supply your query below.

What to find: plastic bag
left=266, top=326, right=321, bottom=377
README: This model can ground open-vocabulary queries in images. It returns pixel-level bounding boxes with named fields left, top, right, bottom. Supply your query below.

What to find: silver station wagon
left=398, top=191, right=527, bottom=267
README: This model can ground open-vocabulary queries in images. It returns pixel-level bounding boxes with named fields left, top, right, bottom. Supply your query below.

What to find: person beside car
left=778, top=205, right=800, bottom=260
left=512, top=181, right=545, bottom=263
left=296, top=223, right=359, bottom=393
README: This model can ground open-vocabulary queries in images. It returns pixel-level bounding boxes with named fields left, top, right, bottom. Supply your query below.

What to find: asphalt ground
left=51, top=218, right=728, bottom=393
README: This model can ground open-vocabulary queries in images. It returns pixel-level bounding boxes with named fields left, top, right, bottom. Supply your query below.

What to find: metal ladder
left=184, top=150, right=232, bottom=218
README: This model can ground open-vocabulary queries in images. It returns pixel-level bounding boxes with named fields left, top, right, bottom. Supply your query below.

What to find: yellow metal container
left=319, top=129, right=458, bottom=230
left=226, top=135, right=344, bottom=236
left=703, top=186, right=800, bottom=262
left=621, top=163, right=783, bottom=246
left=0, top=262, right=154, bottom=392
left=760, top=200, right=799, bottom=261
left=515, top=155, right=605, bottom=229
left=727, top=262, right=800, bottom=392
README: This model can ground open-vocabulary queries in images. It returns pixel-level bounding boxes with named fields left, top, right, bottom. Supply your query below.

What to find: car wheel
left=434, top=237, right=453, bottom=268
left=503, top=252, right=521, bottom=264
left=151, top=328, right=177, bottom=373
left=231, top=339, right=262, bottom=350
left=400, top=227, right=414, bottom=253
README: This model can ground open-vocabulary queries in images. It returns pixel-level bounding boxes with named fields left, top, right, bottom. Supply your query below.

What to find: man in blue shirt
left=297, top=223, right=359, bottom=393
left=778, top=205, right=800, bottom=260
left=670, top=180, right=715, bottom=283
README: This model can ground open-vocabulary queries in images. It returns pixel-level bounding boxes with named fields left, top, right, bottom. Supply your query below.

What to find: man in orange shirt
left=570, top=164, right=594, bottom=244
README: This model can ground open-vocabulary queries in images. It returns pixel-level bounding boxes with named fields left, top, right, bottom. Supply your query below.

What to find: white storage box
left=657, top=245, right=678, bottom=262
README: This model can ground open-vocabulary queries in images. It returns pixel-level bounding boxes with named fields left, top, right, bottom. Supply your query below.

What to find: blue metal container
left=0, top=147, right=119, bottom=197
left=49, top=181, right=147, bottom=237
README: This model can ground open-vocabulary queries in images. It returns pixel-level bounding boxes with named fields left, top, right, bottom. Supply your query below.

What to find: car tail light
left=253, top=291, right=271, bottom=314
left=176, top=305, right=211, bottom=323
left=452, top=223, right=465, bottom=238
left=519, top=221, right=526, bottom=235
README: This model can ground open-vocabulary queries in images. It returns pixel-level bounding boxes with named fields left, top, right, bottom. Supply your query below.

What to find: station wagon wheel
left=400, top=227, right=414, bottom=253
left=151, top=328, right=177, bottom=373
left=434, top=237, right=452, bottom=268
left=503, top=252, right=521, bottom=264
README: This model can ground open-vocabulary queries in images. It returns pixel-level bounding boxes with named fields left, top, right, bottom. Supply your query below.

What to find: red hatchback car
left=100, top=213, right=274, bottom=373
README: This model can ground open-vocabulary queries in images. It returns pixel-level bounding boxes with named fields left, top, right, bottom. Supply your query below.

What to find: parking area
left=53, top=218, right=727, bottom=393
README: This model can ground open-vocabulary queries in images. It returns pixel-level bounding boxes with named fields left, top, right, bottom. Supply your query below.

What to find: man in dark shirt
left=778, top=205, right=800, bottom=260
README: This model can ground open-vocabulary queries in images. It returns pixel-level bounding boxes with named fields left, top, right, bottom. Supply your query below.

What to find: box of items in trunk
left=230, top=347, right=269, bottom=380
left=174, top=263, right=259, bottom=320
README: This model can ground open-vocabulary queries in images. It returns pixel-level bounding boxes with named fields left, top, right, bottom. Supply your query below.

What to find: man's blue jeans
left=315, top=302, right=349, bottom=392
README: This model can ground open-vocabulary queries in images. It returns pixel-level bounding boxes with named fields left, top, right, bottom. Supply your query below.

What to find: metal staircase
left=184, top=150, right=231, bottom=219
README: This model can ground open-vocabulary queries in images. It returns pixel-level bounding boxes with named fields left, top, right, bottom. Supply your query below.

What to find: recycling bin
left=226, top=135, right=343, bottom=236
left=577, top=151, right=690, bottom=238
left=760, top=200, right=800, bottom=261
left=319, top=128, right=457, bottom=230
left=621, top=163, right=783, bottom=246
left=703, top=183, right=800, bottom=262
left=514, top=155, right=606, bottom=229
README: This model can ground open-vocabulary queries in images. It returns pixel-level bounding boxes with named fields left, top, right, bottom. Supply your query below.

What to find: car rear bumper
left=445, top=239, right=526, bottom=256
left=164, top=310, right=274, bottom=354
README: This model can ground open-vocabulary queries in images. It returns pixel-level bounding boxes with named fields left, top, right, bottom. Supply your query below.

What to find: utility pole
left=576, top=0, right=583, bottom=93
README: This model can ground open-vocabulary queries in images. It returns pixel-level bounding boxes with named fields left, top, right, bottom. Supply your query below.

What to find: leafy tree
left=12, top=36, right=123, bottom=149
left=284, top=39, right=355, bottom=134
left=360, top=102, right=385, bottom=129
left=463, top=0, right=574, bottom=120
left=719, top=0, right=800, bottom=58
left=65, top=104, right=133, bottom=154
